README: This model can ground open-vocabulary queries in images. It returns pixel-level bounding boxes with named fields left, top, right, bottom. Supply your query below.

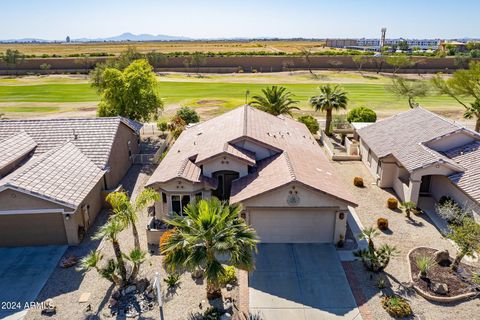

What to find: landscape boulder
left=434, top=250, right=450, bottom=264
left=431, top=282, right=449, bottom=295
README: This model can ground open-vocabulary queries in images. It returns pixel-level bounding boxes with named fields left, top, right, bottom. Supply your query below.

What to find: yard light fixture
left=65, top=214, right=71, bottom=221
left=339, top=212, right=345, bottom=220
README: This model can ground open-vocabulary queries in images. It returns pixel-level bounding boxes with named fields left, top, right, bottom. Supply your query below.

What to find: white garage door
left=249, top=209, right=335, bottom=243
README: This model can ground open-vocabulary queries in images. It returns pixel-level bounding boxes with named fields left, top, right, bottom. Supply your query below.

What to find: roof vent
left=72, top=129, right=78, bottom=140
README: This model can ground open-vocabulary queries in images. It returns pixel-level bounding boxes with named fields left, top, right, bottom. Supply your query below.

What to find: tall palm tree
left=93, top=218, right=128, bottom=285
left=162, top=198, right=258, bottom=299
left=106, top=188, right=160, bottom=250
left=309, top=85, right=348, bottom=136
left=250, top=86, right=299, bottom=116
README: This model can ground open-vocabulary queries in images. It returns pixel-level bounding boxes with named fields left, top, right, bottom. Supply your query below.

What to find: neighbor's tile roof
left=0, top=131, right=37, bottom=172
left=0, top=142, right=105, bottom=208
left=357, top=107, right=463, bottom=171
left=147, top=105, right=356, bottom=205
left=0, top=117, right=140, bottom=168
left=445, top=141, right=480, bottom=203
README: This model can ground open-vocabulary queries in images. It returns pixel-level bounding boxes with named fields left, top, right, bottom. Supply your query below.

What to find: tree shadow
left=406, top=218, right=425, bottom=227
left=362, top=75, right=379, bottom=80
left=381, top=229, right=393, bottom=235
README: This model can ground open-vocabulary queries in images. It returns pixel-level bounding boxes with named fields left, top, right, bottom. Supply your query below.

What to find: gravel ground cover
left=25, top=164, right=239, bottom=320
left=332, top=160, right=480, bottom=320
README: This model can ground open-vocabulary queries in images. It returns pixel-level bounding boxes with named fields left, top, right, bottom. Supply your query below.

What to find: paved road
left=0, top=245, right=66, bottom=320
left=249, top=243, right=362, bottom=320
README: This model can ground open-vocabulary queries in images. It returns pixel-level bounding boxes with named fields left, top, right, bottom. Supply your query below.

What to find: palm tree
left=124, top=248, right=147, bottom=281
left=359, top=227, right=380, bottom=251
left=106, top=188, right=160, bottom=250
left=309, top=85, right=348, bottom=136
left=250, top=86, right=299, bottom=116
left=400, top=201, right=416, bottom=219
left=162, top=198, right=258, bottom=299
left=93, top=218, right=128, bottom=285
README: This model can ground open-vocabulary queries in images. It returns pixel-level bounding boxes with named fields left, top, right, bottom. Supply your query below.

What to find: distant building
left=439, top=40, right=468, bottom=52
left=66, top=36, right=71, bottom=43
left=357, top=38, right=440, bottom=50
left=325, top=39, right=358, bottom=48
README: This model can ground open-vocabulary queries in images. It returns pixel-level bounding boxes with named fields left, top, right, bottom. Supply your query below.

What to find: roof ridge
left=243, top=104, right=248, bottom=136
left=177, top=158, right=190, bottom=177
left=417, top=107, right=463, bottom=129
left=283, top=152, right=296, bottom=180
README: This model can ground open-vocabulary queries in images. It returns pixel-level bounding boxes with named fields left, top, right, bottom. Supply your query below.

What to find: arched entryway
left=212, top=170, right=239, bottom=201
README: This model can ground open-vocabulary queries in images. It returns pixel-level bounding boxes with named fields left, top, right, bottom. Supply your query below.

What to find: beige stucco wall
left=426, top=132, right=475, bottom=152
left=360, top=139, right=380, bottom=180
left=105, top=123, right=139, bottom=189
left=0, top=189, right=71, bottom=211
left=234, top=139, right=277, bottom=160
left=430, top=175, right=480, bottom=222
left=202, top=156, right=249, bottom=178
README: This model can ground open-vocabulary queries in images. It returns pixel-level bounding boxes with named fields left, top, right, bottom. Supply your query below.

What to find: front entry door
left=212, top=171, right=239, bottom=201
left=420, top=175, right=432, bottom=194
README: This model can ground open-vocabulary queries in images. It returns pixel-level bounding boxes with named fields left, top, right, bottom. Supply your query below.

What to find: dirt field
left=0, top=40, right=330, bottom=56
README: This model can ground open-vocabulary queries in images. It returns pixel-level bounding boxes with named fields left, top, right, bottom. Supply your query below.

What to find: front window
left=171, top=194, right=191, bottom=215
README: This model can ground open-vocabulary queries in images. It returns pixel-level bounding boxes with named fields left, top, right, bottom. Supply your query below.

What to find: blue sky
left=1, top=0, right=478, bottom=40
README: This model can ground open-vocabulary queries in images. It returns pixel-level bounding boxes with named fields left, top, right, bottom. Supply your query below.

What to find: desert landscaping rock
left=434, top=250, right=450, bottom=264
left=431, top=282, right=449, bottom=295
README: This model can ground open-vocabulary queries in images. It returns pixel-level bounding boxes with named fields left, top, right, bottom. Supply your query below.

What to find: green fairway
left=0, top=72, right=464, bottom=119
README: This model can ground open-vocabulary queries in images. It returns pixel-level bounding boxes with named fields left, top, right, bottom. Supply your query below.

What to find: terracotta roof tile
left=0, top=131, right=37, bottom=173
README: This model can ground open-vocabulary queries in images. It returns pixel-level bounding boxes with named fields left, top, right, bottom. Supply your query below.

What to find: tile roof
left=0, top=117, right=140, bottom=168
left=0, top=142, right=105, bottom=208
left=445, top=141, right=480, bottom=203
left=0, top=131, right=37, bottom=173
left=357, top=107, right=464, bottom=171
left=147, top=105, right=356, bottom=205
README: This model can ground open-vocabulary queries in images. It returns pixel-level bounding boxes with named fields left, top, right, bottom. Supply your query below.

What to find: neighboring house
left=357, top=107, right=480, bottom=220
left=146, top=106, right=356, bottom=243
left=0, top=117, right=141, bottom=246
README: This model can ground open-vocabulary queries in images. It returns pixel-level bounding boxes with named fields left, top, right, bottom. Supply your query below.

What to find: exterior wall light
left=65, top=214, right=71, bottom=221
left=339, top=212, right=345, bottom=220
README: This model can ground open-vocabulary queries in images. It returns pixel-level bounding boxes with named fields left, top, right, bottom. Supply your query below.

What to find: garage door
left=249, top=209, right=335, bottom=243
left=0, top=213, right=68, bottom=246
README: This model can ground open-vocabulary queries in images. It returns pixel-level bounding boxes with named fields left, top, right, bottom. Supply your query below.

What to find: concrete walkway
left=0, top=245, right=66, bottom=320
left=249, top=244, right=362, bottom=320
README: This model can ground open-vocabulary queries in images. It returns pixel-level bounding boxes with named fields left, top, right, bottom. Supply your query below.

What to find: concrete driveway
left=0, top=245, right=66, bottom=320
left=249, top=244, right=361, bottom=320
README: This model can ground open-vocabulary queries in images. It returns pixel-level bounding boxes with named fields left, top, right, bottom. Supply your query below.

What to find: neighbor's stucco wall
left=360, top=140, right=380, bottom=180
left=426, top=132, right=475, bottom=152
left=430, top=175, right=480, bottom=222
left=105, top=123, right=139, bottom=189
left=0, top=189, right=71, bottom=211
left=202, top=156, right=249, bottom=178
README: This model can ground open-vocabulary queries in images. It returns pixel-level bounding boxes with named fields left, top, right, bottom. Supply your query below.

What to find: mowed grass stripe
left=0, top=81, right=462, bottom=113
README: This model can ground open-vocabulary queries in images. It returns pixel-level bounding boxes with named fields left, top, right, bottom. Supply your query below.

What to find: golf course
left=0, top=71, right=464, bottom=120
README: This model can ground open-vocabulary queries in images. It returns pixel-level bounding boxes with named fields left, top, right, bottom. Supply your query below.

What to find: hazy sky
left=1, top=0, right=478, bottom=40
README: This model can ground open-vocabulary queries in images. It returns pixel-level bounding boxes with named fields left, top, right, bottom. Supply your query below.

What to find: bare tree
left=301, top=48, right=316, bottom=77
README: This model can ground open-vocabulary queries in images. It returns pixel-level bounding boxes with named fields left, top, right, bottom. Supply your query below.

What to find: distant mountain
left=74, top=33, right=191, bottom=42
left=0, top=33, right=192, bottom=43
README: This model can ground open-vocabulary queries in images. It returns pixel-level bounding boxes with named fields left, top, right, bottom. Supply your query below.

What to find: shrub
left=387, top=198, right=398, bottom=210
left=176, top=106, right=200, bottom=124
left=439, top=195, right=454, bottom=205
left=415, top=256, right=434, bottom=278
left=435, top=200, right=466, bottom=226
left=219, top=265, right=237, bottom=286
left=163, top=273, right=180, bottom=290
left=353, top=176, right=364, bottom=187
left=346, top=107, right=377, bottom=123
left=157, top=120, right=168, bottom=132
left=377, top=218, right=389, bottom=231
left=381, top=295, right=412, bottom=318
left=203, top=307, right=223, bottom=320
left=297, top=115, right=320, bottom=134
left=160, top=229, right=176, bottom=253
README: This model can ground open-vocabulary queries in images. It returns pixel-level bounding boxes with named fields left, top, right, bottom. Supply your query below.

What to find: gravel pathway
left=332, top=160, right=480, bottom=320
left=25, top=164, right=239, bottom=320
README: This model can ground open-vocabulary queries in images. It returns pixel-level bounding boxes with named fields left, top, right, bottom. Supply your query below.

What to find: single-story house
left=356, top=107, right=480, bottom=221
left=146, top=105, right=356, bottom=243
left=0, top=117, right=141, bottom=246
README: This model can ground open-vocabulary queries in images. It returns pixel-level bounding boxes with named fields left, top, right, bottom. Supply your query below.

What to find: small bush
left=381, top=295, right=412, bottom=318
left=415, top=256, right=434, bottom=278
left=157, top=120, right=168, bottom=132
left=387, top=198, right=398, bottom=210
left=439, top=195, right=454, bottom=205
left=219, top=265, right=237, bottom=286
left=353, top=176, right=364, bottom=187
left=203, top=307, right=223, bottom=320
left=346, top=106, right=377, bottom=123
left=176, top=106, right=200, bottom=124
left=160, top=229, right=176, bottom=253
left=377, top=218, right=389, bottom=231
left=297, top=115, right=320, bottom=134
left=163, top=273, right=180, bottom=290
